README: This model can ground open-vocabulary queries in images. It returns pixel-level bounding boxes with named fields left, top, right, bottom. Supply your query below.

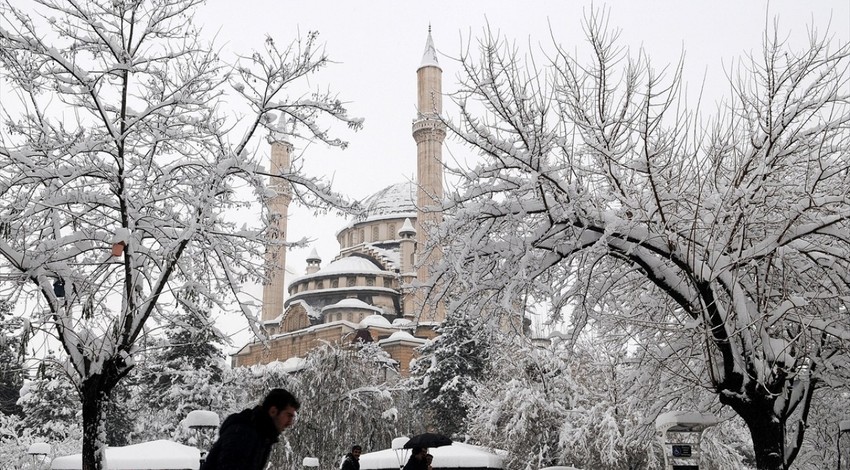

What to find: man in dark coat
left=403, top=447, right=428, bottom=470
left=200, top=388, right=300, bottom=470
left=340, top=445, right=362, bottom=470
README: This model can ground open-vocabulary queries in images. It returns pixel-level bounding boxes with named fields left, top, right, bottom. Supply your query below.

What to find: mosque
left=231, top=31, right=446, bottom=375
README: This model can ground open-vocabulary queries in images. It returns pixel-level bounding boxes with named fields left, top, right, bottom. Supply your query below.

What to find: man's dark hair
left=261, top=388, right=300, bottom=412
left=351, top=445, right=362, bottom=452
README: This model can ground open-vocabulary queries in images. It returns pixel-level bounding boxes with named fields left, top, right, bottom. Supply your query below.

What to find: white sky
left=194, top=0, right=850, bottom=350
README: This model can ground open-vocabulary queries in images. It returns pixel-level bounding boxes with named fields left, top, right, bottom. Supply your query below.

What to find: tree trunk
left=81, top=374, right=112, bottom=470
left=722, top=393, right=786, bottom=470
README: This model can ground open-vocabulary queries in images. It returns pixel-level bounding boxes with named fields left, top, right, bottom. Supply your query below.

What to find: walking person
left=200, top=388, right=300, bottom=470
left=403, top=447, right=429, bottom=470
left=341, top=445, right=362, bottom=470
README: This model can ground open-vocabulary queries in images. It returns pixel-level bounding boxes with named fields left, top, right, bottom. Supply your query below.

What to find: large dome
left=358, top=182, right=416, bottom=222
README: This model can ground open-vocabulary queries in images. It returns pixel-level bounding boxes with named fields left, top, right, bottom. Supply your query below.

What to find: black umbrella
left=403, top=432, right=452, bottom=449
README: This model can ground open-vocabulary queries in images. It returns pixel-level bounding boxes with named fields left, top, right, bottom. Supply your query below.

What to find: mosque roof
left=355, top=181, right=417, bottom=224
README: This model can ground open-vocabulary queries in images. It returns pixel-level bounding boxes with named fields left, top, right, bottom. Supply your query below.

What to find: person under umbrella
left=403, top=447, right=428, bottom=470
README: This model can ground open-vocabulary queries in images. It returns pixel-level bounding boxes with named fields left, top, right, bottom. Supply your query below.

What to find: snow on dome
left=378, top=330, right=427, bottom=347
left=323, top=298, right=382, bottom=312
left=359, top=313, right=392, bottom=328
left=386, top=330, right=416, bottom=341
left=316, top=256, right=384, bottom=275
left=392, top=318, right=412, bottom=326
left=306, top=247, right=321, bottom=262
left=357, top=182, right=416, bottom=223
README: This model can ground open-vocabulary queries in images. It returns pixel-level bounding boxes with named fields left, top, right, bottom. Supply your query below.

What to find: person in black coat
left=200, top=388, right=300, bottom=470
left=340, top=445, right=362, bottom=470
left=403, top=447, right=429, bottom=470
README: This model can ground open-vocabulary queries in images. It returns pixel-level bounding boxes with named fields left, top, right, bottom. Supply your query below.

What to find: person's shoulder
left=220, top=408, right=255, bottom=432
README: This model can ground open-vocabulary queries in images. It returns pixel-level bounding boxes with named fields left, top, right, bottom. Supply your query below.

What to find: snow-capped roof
left=51, top=440, right=200, bottom=469
left=398, top=217, right=416, bottom=237
left=387, top=330, right=416, bottom=341
left=306, top=247, right=321, bottom=263
left=359, top=313, right=392, bottom=328
left=392, top=318, right=412, bottom=326
left=318, top=256, right=383, bottom=275
left=378, top=330, right=426, bottom=347
left=360, top=442, right=501, bottom=470
left=418, top=29, right=441, bottom=71
left=366, top=243, right=401, bottom=268
left=655, top=411, right=718, bottom=433
left=323, top=298, right=383, bottom=313
left=288, top=299, right=322, bottom=320
left=355, top=182, right=417, bottom=224
left=183, top=410, right=219, bottom=429
left=28, top=442, right=51, bottom=455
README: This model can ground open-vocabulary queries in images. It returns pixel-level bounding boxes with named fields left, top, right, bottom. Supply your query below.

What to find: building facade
left=231, top=31, right=446, bottom=375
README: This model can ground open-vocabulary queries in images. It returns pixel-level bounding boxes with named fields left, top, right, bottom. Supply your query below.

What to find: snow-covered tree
left=408, top=310, right=493, bottom=437
left=466, top=336, right=750, bottom=470
left=268, top=342, right=404, bottom=470
left=18, top=358, right=81, bottom=444
left=432, top=11, right=850, bottom=470
left=0, top=301, right=26, bottom=417
left=0, top=1, right=361, bottom=468
left=135, top=295, right=227, bottom=439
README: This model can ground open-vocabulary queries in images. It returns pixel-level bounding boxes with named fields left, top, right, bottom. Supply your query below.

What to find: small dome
left=387, top=330, right=416, bottom=341
left=359, top=313, right=392, bottom=328
left=392, top=318, right=412, bottom=326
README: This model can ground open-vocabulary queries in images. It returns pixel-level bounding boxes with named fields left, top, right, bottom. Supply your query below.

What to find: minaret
left=398, top=218, right=417, bottom=320
left=261, top=138, right=293, bottom=322
left=305, top=247, right=322, bottom=275
left=411, top=27, right=446, bottom=323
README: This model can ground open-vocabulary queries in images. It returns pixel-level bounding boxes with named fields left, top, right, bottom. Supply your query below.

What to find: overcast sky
left=192, top=0, right=850, bottom=349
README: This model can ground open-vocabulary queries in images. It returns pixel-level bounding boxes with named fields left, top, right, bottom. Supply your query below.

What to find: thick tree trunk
left=722, top=393, right=786, bottom=470
left=81, top=374, right=112, bottom=470
left=744, top=414, right=785, bottom=470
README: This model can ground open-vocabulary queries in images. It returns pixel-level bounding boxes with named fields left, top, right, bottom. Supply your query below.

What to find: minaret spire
left=408, top=28, right=446, bottom=323
left=419, top=26, right=440, bottom=71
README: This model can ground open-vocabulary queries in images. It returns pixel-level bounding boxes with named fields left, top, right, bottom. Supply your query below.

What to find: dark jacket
left=200, top=406, right=280, bottom=470
left=341, top=453, right=360, bottom=470
left=403, top=455, right=428, bottom=470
